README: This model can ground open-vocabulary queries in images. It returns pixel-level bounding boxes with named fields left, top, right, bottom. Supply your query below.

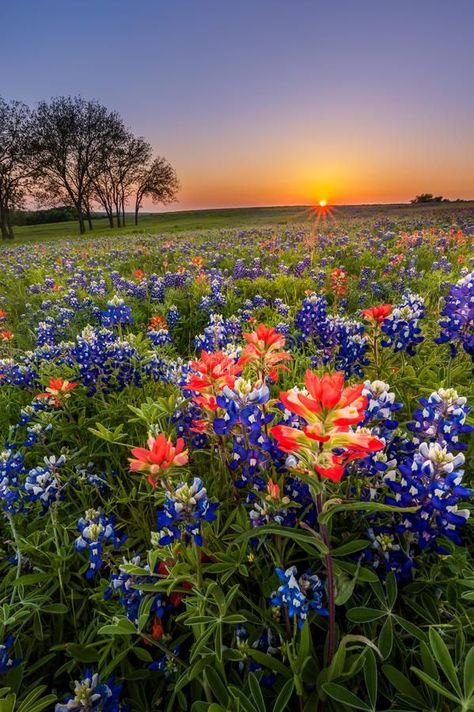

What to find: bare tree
left=134, top=156, right=179, bottom=225
left=91, top=131, right=151, bottom=229
left=0, top=98, right=35, bottom=240
left=31, top=96, right=123, bottom=234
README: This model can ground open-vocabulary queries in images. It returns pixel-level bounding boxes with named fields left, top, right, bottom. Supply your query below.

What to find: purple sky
left=2, top=0, right=473, bottom=209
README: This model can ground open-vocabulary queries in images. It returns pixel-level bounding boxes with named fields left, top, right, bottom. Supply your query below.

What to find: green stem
left=7, top=513, right=22, bottom=605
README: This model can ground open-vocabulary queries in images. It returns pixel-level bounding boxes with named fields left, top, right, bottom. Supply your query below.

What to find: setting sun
left=319, top=200, right=327, bottom=207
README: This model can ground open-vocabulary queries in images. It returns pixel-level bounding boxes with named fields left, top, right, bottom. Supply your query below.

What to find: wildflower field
left=0, top=207, right=473, bottom=712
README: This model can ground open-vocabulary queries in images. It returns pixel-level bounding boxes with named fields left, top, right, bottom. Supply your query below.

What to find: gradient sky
left=1, top=0, right=473, bottom=209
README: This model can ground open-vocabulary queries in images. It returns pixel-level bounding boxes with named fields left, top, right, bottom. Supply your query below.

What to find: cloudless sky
left=1, top=0, right=473, bottom=209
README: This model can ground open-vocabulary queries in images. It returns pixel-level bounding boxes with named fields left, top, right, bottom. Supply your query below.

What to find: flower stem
left=315, top=492, right=336, bottom=666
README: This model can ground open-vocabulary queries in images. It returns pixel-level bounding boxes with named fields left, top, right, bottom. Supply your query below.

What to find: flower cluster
left=435, top=271, right=474, bottom=362
left=154, top=477, right=219, bottom=546
left=55, top=671, right=124, bottom=712
left=101, top=295, right=134, bottom=328
left=75, top=509, right=126, bottom=579
left=381, top=291, right=425, bottom=355
left=270, top=566, right=328, bottom=629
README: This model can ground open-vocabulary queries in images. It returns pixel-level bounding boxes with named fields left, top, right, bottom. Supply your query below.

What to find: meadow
left=0, top=204, right=473, bottom=711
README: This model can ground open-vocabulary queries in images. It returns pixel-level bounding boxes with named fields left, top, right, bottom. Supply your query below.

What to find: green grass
left=5, top=201, right=474, bottom=245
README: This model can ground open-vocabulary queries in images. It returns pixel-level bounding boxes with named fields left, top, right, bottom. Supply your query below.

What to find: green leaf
left=322, top=683, right=371, bottom=710
left=382, top=664, right=425, bottom=706
left=98, top=618, right=136, bottom=636
left=0, top=694, right=16, bottom=712
left=363, top=648, right=377, bottom=708
left=248, top=672, right=266, bottom=712
left=272, top=679, right=294, bottom=712
left=464, top=646, right=474, bottom=699
left=410, top=668, right=460, bottom=704
left=318, top=501, right=419, bottom=526
left=346, top=607, right=386, bottom=623
left=205, top=667, right=229, bottom=707
left=394, top=616, right=427, bottom=643
left=331, top=540, right=370, bottom=556
left=386, top=572, right=397, bottom=609
left=248, top=650, right=292, bottom=679
left=429, top=628, right=462, bottom=696
left=235, top=524, right=328, bottom=555
left=378, top=616, right=393, bottom=659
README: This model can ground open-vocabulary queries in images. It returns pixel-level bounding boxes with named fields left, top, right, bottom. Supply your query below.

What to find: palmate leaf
left=318, top=500, right=419, bottom=526
left=235, top=523, right=328, bottom=555
left=322, top=683, right=371, bottom=710
left=428, top=628, right=462, bottom=696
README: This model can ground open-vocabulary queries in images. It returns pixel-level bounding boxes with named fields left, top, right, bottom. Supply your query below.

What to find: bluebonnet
left=0, top=635, right=21, bottom=673
left=75, top=509, right=127, bottom=579
left=55, top=671, right=124, bottom=712
left=100, top=295, right=134, bottom=328
left=270, top=566, right=327, bottom=629
left=407, top=388, right=473, bottom=452
left=194, top=313, right=242, bottom=352
left=384, top=442, right=470, bottom=550
left=362, top=380, right=403, bottom=431
left=435, top=271, right=474, bottom=362
left=381, top=291, right=425, bottom=355
left=154, top=478, right=218, bottom=546
left=166, top=305, right=180, bottom=330
left=147, top=328, right=172, bottom=347
left=105, top=555, right=167, bottom=623
left=295, top=293, right=369, bottom=377
left=149, top=645, right=181, bottom=675
left=23, top=455, right=66, bottom=512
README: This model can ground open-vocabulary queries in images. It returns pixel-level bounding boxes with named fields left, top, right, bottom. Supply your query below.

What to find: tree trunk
left=86, top=207, right=93, bottom=231
left=5, top=206, right=14, bottom=240
left=77, top=208, right=86, bottom=235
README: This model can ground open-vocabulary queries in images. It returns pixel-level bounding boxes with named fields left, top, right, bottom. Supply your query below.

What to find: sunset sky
left=2, top=0, right=473, bottom=210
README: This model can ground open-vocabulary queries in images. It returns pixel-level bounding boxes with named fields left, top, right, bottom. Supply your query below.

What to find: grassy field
left=6, top=201, right=474, bottom=244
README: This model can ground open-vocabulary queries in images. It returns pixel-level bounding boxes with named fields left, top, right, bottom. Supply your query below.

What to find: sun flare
left=319, top=200, right=327, bottom=207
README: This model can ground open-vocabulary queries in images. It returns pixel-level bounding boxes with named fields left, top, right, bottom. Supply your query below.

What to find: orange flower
left=36, top=377, right=77, bottom=407
left=192, top=256, right=204, bottom=268
left=129, top=433, right=188, bottom=487
left=149, top=315, right=168, bottom=331
left=238, top=324, right=291, bottom=381
left=0, top=330, right=14, bottom=342
left=271, top=370, right=384, bottom=482
left=0, top=311, right=7, bottom=321
left=134, top=269, right=145, bottom=280
left=362, top=304, right=392, bottom=324
left=186, top=351, right=241, bottom=395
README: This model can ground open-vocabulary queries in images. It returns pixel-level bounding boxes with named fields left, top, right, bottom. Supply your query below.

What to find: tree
left=91, top=131, right=151, bottom=229
left=134, top=156, right=179, bottom=225
left=31, top=96, right=123, bottom=234
left=0, top=98, right=35, bottom=240
left=410, top=193, right=447, bottom=204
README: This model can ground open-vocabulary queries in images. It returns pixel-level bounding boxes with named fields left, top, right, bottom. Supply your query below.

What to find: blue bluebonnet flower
left=384, top=442, right=470, bottom=549
left=105, top=556, right=167, bottom=623
left=149, top=645, right=181, bottom=674
left=381, top=291, right=425, bottom=355
left=270, top=566, right=327, bottom=629
left=295, top=294, right=369, bottom=377
left=0, top=635, right=21, bottom=673
left=75, top=509, right=126, bottom=579
left=194, top=313, right=242, bottom=352
left=435, top=271, right=474, bottom=362
left=166, top=305, right=180, bottom=330
left=235, top=626, right=282, bottom=687
left=147, top=328, right=172, bottom=347
left=362, top=380, right=403, bottom=431
left=154, top=478, right=218, bottom=546
left=0, top=449, right=24, bottom=514
left=101, top=295, right=134, bottom=328
left=407, top=387, right=473, bottom=452
left=55, top=671, right=124, bottom=711
left=23, top=455, right=66, bottom=512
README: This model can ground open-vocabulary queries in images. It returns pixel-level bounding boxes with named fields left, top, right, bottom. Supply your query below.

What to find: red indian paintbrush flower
left=129, top=433, right=188, bottom=487
left=238, top=324, right=291, bottom=381
left=186, top=350, right=241, bottom=394
left=1, top=330, right=14, bottom=342
left=271, top=370, right=384, bottom=482
left=0, top=311, right=7, bottom=322
left=362, top=304, right=392, bottom=324
left=36, top=378, right=77, bottom=406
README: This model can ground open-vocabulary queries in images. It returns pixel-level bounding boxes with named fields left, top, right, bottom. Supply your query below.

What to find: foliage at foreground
left=0, top=212, right=473, bottom=711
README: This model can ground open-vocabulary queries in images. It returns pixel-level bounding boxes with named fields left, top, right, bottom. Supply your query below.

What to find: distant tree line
left=409, top=193, right=470, bottom=204
left=0, top=95, right=179, bottom=239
